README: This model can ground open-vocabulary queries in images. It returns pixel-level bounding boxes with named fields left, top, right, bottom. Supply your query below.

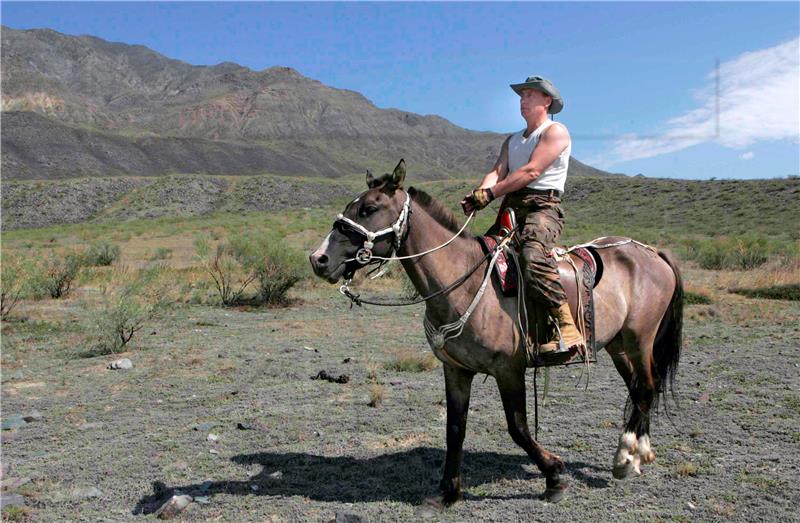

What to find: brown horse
left=310, top=160, right=683, bottom=505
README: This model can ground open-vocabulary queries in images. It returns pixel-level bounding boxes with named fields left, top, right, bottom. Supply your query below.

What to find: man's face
left=519, top=88, right=551, bottom=119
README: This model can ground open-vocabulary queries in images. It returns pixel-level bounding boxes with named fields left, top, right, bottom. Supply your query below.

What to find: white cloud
left=599, top=38, right=800, bottom=166
left=739, top=151, right=754, bottom=160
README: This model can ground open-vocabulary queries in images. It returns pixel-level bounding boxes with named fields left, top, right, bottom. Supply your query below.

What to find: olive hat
left=510, top=75, right=564, bottom=114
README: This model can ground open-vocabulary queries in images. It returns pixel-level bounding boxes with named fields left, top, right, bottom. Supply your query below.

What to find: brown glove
left=471, top=188, right=495, bottom=210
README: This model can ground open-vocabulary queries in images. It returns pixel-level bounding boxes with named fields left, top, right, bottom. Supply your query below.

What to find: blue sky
left=3, top=1, right=799, bottom=179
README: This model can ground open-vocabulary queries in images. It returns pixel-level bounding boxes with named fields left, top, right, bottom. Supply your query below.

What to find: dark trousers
left=503, top=189, right=567, bottom=309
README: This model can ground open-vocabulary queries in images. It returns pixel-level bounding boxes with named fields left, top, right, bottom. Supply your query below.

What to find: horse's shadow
left=133, top=447, right=609, bottom=515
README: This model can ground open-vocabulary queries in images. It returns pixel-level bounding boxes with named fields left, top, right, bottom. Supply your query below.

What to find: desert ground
left=2, top=242, right=799, bottom=522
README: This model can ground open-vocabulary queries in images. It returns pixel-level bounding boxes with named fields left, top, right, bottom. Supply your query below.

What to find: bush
left=384, top=349, right=438, bottom=372
left=150, top=247, right=173, bottom=261
left=368, top=383, right=384, bottom=408
left=194, top=237, right=255, bottom=306
left=195, top=233, right=306, bottom=307
left=82, top=241, right=121, bottom=266
left=229, top=233, right=307, bottom=305
left=730, top=283, right=800, bottom=301
left=29, top=251, right=83, bottom=299
left=685, top=236, right=771, bottom=270
left=685, top=291, right=713, bottom=305
left=86, top=266, right=171, bottom=355
left=1, top=255, right=27, bottom=319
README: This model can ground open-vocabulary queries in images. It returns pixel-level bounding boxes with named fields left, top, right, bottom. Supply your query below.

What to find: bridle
left=335, top=190, right=476, bottom=270
left=327, top=189, right=483, bottom=309
left=335, top=191, right=412, bottom=265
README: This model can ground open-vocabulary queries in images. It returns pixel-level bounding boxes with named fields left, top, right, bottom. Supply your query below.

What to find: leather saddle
left=478, top=208, right=599, bottom=364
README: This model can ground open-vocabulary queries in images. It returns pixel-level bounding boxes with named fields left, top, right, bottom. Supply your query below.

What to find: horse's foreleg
left=497, top=374, right=567, bottom=502
left=439, top=363, right=475, bottom=505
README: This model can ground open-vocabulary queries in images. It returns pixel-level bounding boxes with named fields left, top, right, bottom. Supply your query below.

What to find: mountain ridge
left=1, top=25, right=618, bottom=180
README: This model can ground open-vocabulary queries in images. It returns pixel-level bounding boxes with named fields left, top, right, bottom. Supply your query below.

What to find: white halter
left=335, top=192, right=412, bottom=264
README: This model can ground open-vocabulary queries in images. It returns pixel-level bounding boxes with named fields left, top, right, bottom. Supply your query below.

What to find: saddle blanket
left=476, top=235, right=518, bottom=296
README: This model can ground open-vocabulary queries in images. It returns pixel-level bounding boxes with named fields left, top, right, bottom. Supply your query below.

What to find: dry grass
left=368, top=382, right=384, bottom=408
left=383, top=348, right=438, bottom=373
left=365, top=360, right=381, bottom=382
left=718, top=258, right=800, bottom=289
left=2, top=504, right=31, bottom=521
left=682, top=263, right=800, bottom=326
left=674, top=461, right=698, bottom=477
left=711, top=502, right=736, bottom=518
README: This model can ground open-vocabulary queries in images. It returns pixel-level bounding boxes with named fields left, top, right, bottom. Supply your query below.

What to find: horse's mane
left=407, top=187, right=471, bottom=238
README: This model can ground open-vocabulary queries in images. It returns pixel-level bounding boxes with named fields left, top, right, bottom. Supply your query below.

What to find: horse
left=309, top=159, right=683, bottom=505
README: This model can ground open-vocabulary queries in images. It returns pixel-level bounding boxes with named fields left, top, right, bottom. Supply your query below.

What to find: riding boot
left=539, top=303, right=585, bottom=364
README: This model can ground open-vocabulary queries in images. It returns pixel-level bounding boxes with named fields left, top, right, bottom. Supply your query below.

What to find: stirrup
left=536, top=318, right=573, bottom=365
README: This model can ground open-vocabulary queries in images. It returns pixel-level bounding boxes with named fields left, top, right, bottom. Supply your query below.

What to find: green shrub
left=2, top=505, right=30, bottom=522
left=29, top=252, right=83, bottom=299
left=685, top=291, right=713, bottom=305
left=194, top=237, right=255, bottom=306
left=685, top=236, right=772, bottom=270
left=82, top=241, right=121, bottom=266
left=1, top=255, right=27, bottom=319
left=86, top=266, right=171, bottom=355
left=730, top=284, right=800, bottom=301
left=229, top=233, right=307, bottom=305
left=150, top=247, right=173, bottom=261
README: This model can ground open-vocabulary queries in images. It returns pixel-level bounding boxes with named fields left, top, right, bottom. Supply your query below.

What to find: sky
left=2, top=1, right=799, bottom=179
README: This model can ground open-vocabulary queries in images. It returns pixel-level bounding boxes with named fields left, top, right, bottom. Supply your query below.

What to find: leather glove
left=461, top=187, right=495, bottom=214
left=470, top=187, right=495, bottom=210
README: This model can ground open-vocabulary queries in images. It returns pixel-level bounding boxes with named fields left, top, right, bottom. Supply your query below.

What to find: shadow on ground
left=133, top=447, right=610, bottom=515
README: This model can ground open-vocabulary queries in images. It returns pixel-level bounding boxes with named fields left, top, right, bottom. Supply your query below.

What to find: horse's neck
left=397, top=205, right=483, bottom=314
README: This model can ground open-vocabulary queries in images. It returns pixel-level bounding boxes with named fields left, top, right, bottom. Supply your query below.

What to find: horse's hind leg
left=496, top=372, right=567, bottom=502
left=609, top=333, right=657, bottom=479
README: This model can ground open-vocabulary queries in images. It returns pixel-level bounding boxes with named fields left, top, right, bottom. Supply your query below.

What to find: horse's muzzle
left=309, top=252, right=345, bottom=283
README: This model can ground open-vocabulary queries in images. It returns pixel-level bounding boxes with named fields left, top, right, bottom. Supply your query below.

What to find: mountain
left=1, top=26, right=618, bottom=181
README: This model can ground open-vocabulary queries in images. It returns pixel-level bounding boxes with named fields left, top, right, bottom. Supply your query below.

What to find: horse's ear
left=366, top=169, right=377, bottom=188
left=388, top=159, right=406, bottom=189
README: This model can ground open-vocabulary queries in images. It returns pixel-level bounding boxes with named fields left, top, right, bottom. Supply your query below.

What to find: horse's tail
left=653, top=250, right=683, bottom=413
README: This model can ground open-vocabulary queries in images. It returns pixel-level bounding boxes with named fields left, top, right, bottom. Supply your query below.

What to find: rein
left=331, top=190, right=515, bottom=378
left=335, top=189, right=484, bottom=307
left=339, top=248, right=492, bottom=307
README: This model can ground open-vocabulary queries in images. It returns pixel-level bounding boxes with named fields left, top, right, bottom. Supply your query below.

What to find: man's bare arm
left=479, top=136, right=511, bottom=188
left=461, top=136, right=511, bottom=214
left=489, top=123, right=569, bottom=199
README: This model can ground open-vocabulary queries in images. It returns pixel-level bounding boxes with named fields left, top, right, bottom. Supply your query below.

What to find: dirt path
left=2, top=290, right=799, bottom=521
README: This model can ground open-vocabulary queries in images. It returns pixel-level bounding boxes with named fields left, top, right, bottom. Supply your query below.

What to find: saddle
left=478, top=209, right=600, bottom=366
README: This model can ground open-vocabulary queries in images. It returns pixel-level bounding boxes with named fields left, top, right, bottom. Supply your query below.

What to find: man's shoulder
left=543, top=121, right=570, bottom=139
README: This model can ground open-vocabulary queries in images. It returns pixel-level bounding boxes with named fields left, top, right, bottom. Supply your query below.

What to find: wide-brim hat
left=510, top=75, right=564, bottom=114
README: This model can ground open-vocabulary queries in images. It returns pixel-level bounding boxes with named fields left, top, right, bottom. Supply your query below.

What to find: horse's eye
left=360, top=206, right=378, bottom=217
left=335, top=222, right=354, bottom=234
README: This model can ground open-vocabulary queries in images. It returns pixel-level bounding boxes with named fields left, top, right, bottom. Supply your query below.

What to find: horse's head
left=310, top=159, right=410, bottom=283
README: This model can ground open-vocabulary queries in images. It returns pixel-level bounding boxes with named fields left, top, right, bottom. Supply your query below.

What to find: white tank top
left=507, top=119, right=571, bottom=192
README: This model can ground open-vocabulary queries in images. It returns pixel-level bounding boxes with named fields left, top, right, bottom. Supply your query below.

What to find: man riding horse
left=461, top=75, right=585, bottom=364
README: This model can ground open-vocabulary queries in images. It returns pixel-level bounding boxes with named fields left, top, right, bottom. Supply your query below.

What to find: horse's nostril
left=317, top=254, right=329, bottom=266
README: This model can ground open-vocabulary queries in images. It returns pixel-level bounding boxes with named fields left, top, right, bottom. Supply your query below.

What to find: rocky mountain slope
left=1, top=26, right=615, bottom=180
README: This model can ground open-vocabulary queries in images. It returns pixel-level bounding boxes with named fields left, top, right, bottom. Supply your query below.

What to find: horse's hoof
left=415, top=496, right=446, bottom=518
left=613, top=461, right=637, bottom=479
left=542, top=482, right=568, bottom=503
